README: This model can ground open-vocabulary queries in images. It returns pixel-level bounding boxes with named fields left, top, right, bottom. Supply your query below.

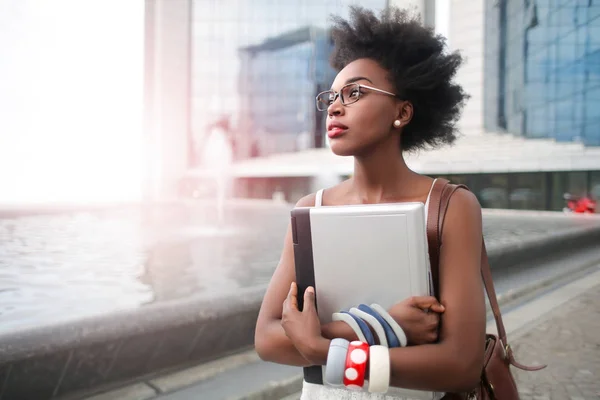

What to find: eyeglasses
left=315, top=83, right=398, bottom=111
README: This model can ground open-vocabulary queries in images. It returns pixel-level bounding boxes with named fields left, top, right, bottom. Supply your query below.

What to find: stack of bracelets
left=324, top=303, right=407, bottom=393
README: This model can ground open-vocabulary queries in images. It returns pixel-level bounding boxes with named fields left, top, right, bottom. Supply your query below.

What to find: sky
left=0, top=0, right=144, bottom=204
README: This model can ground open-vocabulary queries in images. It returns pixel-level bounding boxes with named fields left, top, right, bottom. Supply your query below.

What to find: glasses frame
left=315, top=83, right=398, bottom=111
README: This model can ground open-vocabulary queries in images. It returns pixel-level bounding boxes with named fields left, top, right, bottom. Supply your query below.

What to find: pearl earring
left=394, top=120, right=401, bottom=128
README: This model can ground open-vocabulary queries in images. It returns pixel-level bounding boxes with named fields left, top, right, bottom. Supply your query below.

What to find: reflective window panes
left=190, top=0, right=387, bottom=163
left=484, top=0, right=600, bottom=146
left=476, top=174, right=510, bottom=209
left=434, top=171, right=599, bottom=212
left=567, top=171, right=588, bottom=197
left=510, top=173, right=546, bottom=210
left=590, top=171, right=600, bottom=201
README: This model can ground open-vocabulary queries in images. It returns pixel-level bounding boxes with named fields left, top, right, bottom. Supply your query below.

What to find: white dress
left=300, top=180, right=444, bottom=400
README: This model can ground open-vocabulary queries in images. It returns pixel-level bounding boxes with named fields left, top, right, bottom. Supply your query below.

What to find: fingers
left=429, top=303, right=445, bottom=313
left=303, top=286, right=315, bottom=312
left=426, top=313, right=440, bottom=342
left=410, top=296, right=445, bottom=313
left=285, top=282, right=298, bottom=311
left=426, top=312, right=440, bottom=329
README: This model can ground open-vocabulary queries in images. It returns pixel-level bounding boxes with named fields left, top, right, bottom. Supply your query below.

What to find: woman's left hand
left=281, top=282, right=324, bottom=363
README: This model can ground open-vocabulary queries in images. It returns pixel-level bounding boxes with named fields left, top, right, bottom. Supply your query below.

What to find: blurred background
left=0, top=1, right=599, bottom=399
left=176, top=0, right=600, bottom=211
left=1, top=0, right=599, bottom=207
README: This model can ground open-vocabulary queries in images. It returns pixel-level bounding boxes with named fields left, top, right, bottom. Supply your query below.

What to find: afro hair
left=329, top=6, right=469, bottom=152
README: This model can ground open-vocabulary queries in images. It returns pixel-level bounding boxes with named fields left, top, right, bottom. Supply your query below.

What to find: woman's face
left=324, top=58, right=401, bottom=157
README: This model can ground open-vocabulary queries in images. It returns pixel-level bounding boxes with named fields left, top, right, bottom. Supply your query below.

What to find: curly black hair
left=330, top=6, right=468, bottom=152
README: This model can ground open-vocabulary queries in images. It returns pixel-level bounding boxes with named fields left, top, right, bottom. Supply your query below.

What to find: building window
left=485, top=0, right=600, bottom=145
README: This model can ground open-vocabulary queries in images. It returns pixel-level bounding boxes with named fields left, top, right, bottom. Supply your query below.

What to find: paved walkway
left=82, top=267, right=600, bottom=400
left=511, top=283, right=600, bottom=399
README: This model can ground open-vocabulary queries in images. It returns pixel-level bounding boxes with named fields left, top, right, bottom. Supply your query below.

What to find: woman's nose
left=327, top=96, right=344, bottom=116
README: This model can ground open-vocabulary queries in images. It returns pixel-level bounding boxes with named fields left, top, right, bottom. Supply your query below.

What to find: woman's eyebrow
left=345, top=76, right=373, bottom=84
left=330, top=76, right=374, bottom=90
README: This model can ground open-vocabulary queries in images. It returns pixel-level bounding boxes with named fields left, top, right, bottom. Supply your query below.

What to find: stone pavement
left=512, top=283, right=600, bottom=399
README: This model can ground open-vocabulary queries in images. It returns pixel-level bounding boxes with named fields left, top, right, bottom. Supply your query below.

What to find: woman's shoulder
left=443, top=184, right=482, bottom=231
left=295, top=192, right=318, bottom=207
left=295, top=180, right=352, bottom=208
left=446, top=184, right=481, bottom=212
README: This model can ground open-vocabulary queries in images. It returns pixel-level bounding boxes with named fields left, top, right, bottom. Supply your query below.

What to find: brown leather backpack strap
left=429, top=181, right=546, bottom=372
left=439, top=184, right=469, bottom=236
left=430, top=184, right=505, bottom=340
left=426, top=178, right=449, bottom=296
left=480, top=242, right=546, bottom=371
left=480, top=242, right=506, bottom=345
left=426, top=179, right=467, bottom=298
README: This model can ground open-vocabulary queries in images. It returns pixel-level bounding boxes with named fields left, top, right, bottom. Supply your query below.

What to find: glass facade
left=436, top=170, right=599, bottom=211
left=238, top=27, right=336, bottom=155
left=484, top=0, right=600, bottom=146
left=190, top=0, right=386, bottom=163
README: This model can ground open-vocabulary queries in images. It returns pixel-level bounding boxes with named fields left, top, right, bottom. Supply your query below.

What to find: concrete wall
left=143, top=0, right=192, bottom=201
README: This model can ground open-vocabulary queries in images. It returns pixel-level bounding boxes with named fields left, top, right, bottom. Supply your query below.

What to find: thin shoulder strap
left=315, top=189, right=324, bottom=207
left=426, top=179, right=545, bottom=372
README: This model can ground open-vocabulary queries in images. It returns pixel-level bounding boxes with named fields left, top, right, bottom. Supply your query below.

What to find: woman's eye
left=349, top=89, right=360, bottom=98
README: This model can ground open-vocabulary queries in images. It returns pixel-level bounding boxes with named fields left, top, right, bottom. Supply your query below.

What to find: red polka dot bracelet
left=325, top=340, right=391, bottom=393
left=343, top=341, right=370, bottom=389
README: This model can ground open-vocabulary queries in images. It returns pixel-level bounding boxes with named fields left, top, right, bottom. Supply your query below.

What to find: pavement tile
left=512, top=283, right=600, bottom=399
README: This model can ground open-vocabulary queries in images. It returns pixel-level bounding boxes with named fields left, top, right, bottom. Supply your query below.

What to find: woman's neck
left=351, top=143, right=420, bottom=204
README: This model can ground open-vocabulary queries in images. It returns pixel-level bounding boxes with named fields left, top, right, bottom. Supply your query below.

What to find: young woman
left=255, top=6, right=486, bottom=399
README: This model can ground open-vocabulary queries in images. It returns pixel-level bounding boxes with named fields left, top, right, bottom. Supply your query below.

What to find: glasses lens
left=340, top=84, right=361, bottom=105
left=316, top=91, right=334, bottom=111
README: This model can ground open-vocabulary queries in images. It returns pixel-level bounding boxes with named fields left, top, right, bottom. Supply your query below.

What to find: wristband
left=349, top=307, right=388, bottom=348
left=324, top=338, right=349, bottom=387
left=343, top=340, right=369, bottom=390
left=332, top=311, right=375, bottom=345
left=357, top=304, right=401, bottom=348
left=370, top=303, right=408, bottom=347
left=368, top=345, right=390, bottom=393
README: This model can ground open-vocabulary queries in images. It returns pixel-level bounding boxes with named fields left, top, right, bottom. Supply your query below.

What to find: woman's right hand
left=387, top=296, right=445, bottom=345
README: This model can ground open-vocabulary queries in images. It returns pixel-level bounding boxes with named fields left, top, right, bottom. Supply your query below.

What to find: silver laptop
left=291, top=202, right=432, bottom=324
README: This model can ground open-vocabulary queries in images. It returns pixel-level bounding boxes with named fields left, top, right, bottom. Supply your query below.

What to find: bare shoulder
left=294, top=179, right=352, bottom=207
left=445, top=187, right=482, bottom=229
left=295, top=192, right=317, bottom=207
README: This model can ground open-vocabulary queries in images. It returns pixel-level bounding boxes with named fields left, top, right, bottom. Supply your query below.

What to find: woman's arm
left=302, top=189, right=486, bottom=392
left=254, top=194, right=360, bottom=366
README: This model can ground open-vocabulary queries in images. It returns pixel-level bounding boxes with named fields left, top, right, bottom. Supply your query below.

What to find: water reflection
left=0, top=202, right=290, bottom=332
left=1, top=201, right=598, bottom=333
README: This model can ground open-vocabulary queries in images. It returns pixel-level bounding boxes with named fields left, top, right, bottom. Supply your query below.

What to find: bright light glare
left=0, top=0, right=144, bottom=204
left=202, top=127, right=233, bottom=173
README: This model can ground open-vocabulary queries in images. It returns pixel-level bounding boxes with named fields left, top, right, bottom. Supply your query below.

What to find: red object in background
left=564, top=194, right=597, bottom=214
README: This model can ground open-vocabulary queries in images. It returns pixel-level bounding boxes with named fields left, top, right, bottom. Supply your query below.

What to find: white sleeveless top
left=302, top=180, right=444, bottom=400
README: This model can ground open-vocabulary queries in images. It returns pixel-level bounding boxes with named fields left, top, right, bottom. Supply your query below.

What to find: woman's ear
left=394, top=101, right=413, bottom=127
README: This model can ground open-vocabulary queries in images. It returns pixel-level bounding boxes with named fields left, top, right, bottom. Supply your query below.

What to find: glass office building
left=191, top=0, right=386, bottom=161
left=484, top=0, right=600, bottom=145
left=183, top=0, right=600, bottom=209
left=237, top=26, right=336, bottom=156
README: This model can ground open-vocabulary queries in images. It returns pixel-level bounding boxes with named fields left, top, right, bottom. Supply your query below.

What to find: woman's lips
left=327, top=127, right=347, bottom=138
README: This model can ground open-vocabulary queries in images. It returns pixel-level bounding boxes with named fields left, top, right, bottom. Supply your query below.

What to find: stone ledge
left=486, top=224, right=600, bottom=269
left=1, top=223, right=600, bottom=400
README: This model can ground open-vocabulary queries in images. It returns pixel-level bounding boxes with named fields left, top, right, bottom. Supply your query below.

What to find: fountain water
left=203, top=124, right=232, bottom=227
left=186, top=122, right=241, bottom=237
